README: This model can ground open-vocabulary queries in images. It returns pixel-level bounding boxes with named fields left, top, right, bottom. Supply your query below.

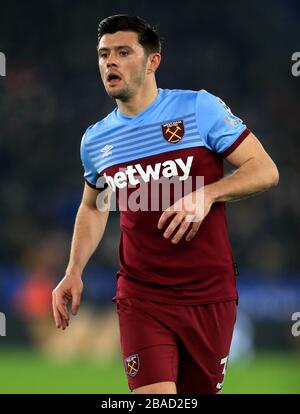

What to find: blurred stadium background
left=0, top=0, right=300, bottom=394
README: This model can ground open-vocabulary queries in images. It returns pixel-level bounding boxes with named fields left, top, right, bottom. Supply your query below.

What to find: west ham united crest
left=162, top=120, right=184, bottom=144
left=125, top=354, right=140, bottom=377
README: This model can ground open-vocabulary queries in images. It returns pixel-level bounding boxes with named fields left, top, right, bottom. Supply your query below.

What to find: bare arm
left=66, top=183, right=110, bottom=277
left=158, top=132, right=279, bottom=244
left=205, top=132, right=279, bottom=202
left=52, top=183, right=110, bottom=330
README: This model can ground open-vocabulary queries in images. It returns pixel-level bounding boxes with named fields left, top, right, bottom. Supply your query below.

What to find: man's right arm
left=52, top=182, right=110, bottom=330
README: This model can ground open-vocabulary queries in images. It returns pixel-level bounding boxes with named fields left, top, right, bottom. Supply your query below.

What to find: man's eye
left=100, top=53, right=107, bottom=59
left=120, top=51, right=128, bottom=56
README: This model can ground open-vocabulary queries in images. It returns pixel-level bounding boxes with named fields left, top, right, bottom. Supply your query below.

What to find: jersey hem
left=84, top=178, right=97, bottom=189
left=221, top=128, right=251, bottom=158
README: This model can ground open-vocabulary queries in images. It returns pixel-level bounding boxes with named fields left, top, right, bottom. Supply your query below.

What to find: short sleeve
left=196, top=90, right=250, bottom=157
left=80, top=130, right=99, bottom=188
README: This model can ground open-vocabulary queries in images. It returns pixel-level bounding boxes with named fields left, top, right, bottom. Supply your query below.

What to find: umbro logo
left=101, top=144, right=113, bottom=158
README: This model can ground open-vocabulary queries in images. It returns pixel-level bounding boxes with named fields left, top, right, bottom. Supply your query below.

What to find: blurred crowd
left=0, top=0, right=299, bottom=352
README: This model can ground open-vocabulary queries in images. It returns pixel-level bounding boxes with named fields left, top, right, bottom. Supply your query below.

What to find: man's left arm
left=158, top=90, right=279, bottom=243
left=158, top=132, right=279, bottom=243
left=205, top=131, right=279, bottom=203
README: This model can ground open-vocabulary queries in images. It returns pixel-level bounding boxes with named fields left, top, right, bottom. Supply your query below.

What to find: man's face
left=98, top=31, right=149, bottom=101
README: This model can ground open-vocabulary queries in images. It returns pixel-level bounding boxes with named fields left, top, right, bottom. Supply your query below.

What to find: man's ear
left=147, top=53, right=161, bottom=74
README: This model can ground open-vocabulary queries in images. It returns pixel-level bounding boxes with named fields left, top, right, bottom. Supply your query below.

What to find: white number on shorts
left=216, top=355, right=229, bottom=391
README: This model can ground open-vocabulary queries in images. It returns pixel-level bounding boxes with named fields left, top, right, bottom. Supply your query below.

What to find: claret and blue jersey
left=81, top=88, right=250, bottom=304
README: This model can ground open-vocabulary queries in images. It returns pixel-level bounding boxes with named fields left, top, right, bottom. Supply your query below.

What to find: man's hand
left=52, top=274, right=83, bottom=330
left=157, top=188, right=213, bottom=244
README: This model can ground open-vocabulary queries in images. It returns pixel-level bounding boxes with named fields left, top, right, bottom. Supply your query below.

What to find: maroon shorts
left=116, top=297, right=236, bottom=394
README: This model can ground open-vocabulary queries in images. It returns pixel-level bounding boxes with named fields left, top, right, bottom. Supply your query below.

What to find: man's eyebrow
left=98, top=45, right=134, bottom=52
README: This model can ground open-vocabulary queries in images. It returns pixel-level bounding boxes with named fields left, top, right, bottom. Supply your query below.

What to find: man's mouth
left=107, top=73, right=122, bottom=86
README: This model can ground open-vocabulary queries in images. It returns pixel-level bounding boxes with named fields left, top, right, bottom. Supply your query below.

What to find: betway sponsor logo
left=103, top=156, right=194, bottom=191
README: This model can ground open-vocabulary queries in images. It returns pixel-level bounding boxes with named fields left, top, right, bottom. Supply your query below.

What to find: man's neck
left=116, top=84, right=159, bottom=117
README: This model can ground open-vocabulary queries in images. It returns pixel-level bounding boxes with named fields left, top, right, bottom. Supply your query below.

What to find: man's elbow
left=265, top=162, right=280, bottom=188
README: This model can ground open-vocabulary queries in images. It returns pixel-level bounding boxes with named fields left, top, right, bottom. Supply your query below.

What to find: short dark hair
left=97, top=14, right=161, bottom=55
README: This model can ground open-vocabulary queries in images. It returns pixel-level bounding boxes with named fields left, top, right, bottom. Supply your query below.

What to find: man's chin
left=107, top=90, right=121, bottom=98
left=106, top=88, right=129, bottom=101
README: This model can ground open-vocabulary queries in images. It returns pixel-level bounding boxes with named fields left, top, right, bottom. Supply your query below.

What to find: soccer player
left=52, top=15, right=279, bottom=394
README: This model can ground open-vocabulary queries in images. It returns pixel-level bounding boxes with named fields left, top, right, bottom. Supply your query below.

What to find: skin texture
left=97, top=31, right=161, bottom=117
left=157, top=132, right=279, bottom=245
left=52, top=30, right=279, bottom=394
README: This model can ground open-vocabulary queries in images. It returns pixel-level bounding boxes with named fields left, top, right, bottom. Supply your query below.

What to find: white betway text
left=95, top=156, right=205, bottom=222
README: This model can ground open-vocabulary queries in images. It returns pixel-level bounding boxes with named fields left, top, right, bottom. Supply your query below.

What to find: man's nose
left=107, top=53, right=118, bottom=67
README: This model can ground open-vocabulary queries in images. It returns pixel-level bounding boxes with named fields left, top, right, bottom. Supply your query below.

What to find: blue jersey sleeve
left=196, top=90, right=249, bottom=156
left=80, top=130, right=99, bottom=188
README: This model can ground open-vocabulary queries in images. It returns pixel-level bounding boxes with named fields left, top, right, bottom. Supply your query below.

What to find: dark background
left=0, top=0, right=299, bottom=393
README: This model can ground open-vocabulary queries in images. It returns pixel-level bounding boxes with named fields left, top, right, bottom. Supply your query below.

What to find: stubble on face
left=104, top=56, right=148, bottom=102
